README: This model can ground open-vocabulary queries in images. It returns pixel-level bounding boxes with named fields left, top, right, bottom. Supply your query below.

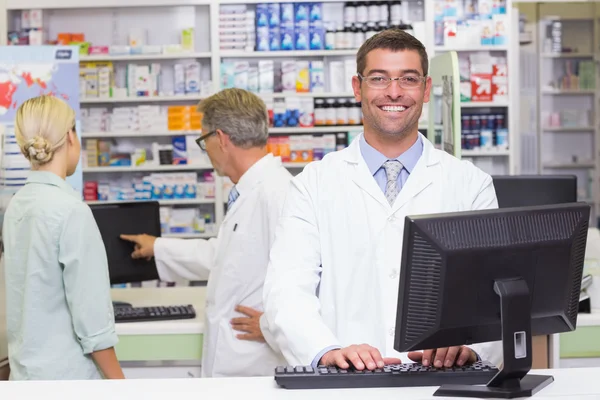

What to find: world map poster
left=0, top=45, right=81, bottom=195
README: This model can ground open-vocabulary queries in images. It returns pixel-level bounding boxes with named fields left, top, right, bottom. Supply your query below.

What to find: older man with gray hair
left=120, top=88, right=292, bottom=377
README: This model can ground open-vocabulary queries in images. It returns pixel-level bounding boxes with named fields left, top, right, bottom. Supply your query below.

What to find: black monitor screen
left=90, top=201, right=161, bottom=285
left=492, top=175, right=577, bottom=208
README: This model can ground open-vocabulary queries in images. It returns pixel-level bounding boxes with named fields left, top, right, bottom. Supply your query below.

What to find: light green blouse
left=2, top=171, right=118, bottom=380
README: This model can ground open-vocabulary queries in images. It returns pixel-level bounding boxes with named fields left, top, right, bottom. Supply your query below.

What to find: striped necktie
left=227, top=185, right=240, bottom=212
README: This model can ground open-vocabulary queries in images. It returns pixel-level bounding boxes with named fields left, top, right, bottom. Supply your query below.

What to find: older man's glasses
left=195, top=130, right=216, bottom=151
left=358, top=73, right=426, bottom=89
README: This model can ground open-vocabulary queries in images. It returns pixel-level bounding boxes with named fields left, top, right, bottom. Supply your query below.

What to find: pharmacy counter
left=0, top=368, right=599, bottom=399
left=110, top=287, right=205, bottom=378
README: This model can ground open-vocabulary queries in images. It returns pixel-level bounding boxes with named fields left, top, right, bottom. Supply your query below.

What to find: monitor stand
left=434, top=278, right=554, bottom=399
left=112, top=301, right=132, bottom=308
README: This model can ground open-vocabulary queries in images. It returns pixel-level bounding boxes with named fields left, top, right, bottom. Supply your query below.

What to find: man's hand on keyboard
left=407, top=346, right=476, bottom=368
left=320, top=344, right=402, bottom=371
left=230, top=305, right=266, bottom=342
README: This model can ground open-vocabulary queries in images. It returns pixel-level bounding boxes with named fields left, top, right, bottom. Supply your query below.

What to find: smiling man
left=262, top=29, right=502, bottom=371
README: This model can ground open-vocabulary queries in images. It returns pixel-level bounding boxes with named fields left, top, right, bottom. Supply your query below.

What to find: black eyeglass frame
left=195, top=130, right=217, bottom=151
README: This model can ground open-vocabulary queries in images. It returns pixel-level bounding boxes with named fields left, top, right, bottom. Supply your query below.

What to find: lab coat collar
left=25, top=171, right=81, bottom=200
left=225, top=153, right=281, bottom=220
left=342, top=132, right=439, bottom=211
left=343, top=132, right=440, bottom=167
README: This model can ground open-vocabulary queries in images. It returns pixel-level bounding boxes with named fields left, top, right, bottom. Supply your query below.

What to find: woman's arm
left=59, top=203, right=124, bottom=379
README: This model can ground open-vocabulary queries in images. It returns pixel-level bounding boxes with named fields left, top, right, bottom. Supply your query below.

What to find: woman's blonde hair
left=15, top=95, right=75, bottom=166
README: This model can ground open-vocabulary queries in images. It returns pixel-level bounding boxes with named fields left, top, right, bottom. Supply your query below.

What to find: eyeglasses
left=195, top=130, right=216, bottom=151
left=357, top=73, right=427, bottom=89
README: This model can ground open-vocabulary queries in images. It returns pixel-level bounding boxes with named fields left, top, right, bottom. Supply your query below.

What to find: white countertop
left=0, top=368, right=598, bottom=399
left=111, top=287, right=206, bottom=336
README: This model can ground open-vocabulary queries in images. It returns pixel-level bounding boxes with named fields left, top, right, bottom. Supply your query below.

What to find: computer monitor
left=492, top=175, right=577, bottom=208
left=89, top=201, right=161, bottom=285
left=395, top=202, right=590, bottom=398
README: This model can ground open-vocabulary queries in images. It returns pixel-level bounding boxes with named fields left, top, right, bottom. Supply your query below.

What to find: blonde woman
left=2, top=95, right=124, bottom=380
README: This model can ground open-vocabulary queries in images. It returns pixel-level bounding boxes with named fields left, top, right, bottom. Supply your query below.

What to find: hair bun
left=25, top=136, right=53, bottom=164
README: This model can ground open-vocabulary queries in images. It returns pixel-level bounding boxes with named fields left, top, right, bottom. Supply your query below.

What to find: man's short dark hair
left=356, top=29, right=429, bottom=76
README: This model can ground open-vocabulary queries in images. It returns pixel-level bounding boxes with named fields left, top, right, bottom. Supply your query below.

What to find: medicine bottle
left=347, top=101, right=360, bottom=125
left=354, top=23, right=366, bottom=48
left=368, top=2, right=380, bottom=23
left=336, top=99, right=349, bottom=125
left=325, top=99, right=337, bottom=125
left=378, top=1, right=389, bottom=24
left=356, top=2, right=369, bottom=24
left=390, top=1, right=402, bottom=23
left=325, top=23, right=336, bottom=50
left=344, top=1, right=357, bottom=25
left=314, top=98, right=326, bottom=126
left=365, top=22, right=378, bottom=39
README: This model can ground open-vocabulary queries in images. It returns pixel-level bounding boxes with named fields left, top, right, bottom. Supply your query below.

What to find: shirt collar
left=234, top=153, right=278, bottom=196
left=25, top=171, right=80, bottom=199
left=359, top=134, right=423, bottom=176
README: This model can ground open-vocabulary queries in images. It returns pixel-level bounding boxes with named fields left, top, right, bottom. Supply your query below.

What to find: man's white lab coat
left=262, top=133, right=502, bottom=368
left=154, top=154, right=292, bottom=377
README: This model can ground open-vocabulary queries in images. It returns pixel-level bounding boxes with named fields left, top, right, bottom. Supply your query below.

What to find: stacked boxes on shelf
left=221, top=58, right=355, bottom=93
left=7, top=9, right=44, bottom=45
left=83, top=135, right=209, bottom=168
left=81, top=106, right=202, bottom=133
left=268, top=131, right=359, bottom=163
left=549, top=60, right=596, bottom=91
left=434, top=0, right=507, bottom=47
left=168, top=106, right=202, bottom=132
left=543, top=109, right=592, bottom=129
left=160, top=205, right=216, bottom=236
left=458, top=52, right=508, bottom=103
left=84, top=172, right=215, bottom=202
left=255, top=3, right=325, bottom=51
left=219, top=5, right=256, bottom=51
left=79, top=61, right=212, bottom=100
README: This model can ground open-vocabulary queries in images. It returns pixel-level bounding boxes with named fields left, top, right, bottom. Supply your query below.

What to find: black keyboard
left=114, top=304, right=196, bottom=323
left=275, top=361, right=499, bottom=389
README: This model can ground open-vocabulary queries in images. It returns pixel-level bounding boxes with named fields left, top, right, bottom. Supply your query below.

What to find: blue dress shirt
left=359, top=134, right=424, bottom=195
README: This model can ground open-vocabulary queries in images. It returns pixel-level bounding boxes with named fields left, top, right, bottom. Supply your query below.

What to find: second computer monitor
left=492, top=175, right=577, bottom=208
left=395, top=202, right=590, bottom=398
left=90, top=201, right=161, bottom=285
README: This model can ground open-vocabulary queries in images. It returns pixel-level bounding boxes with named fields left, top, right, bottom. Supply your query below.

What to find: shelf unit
left=1, top=0, right=522, bottom=239
left=530, top=2, right=600, bottom=221
left=426, top=0, right=520, bottom=176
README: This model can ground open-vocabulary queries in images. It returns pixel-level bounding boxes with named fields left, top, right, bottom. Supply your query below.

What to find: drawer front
left=116, top=334, right=203, bottom=362
left=560, top=327, right=600, bottom=358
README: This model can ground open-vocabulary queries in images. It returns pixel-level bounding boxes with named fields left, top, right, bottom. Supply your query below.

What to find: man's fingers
left=444, top=346, right=460, bottom=367
left=231, top=325, right=252, bottom=333
left=236, top=333, right=260, bottom=341
left=357, top=349, right=378, bottom=370
left=333, top=352, right=350, bottom=369
left=120, top=234, right=140, bottom=243
left=457, top=347, right=476, bottom=366
left=406, top=351, right=424, bottom=363
left=235, top=305, right=260, bottom=317
left=230, top=317, right=250, bottom=325
left=368, top=348, right=385, bottom=369
left=421, top=350, right=436, bottom=367
left=346, top=351, right=365, bottom=370
left=434, top=348, right=448, bottom=368
left=131, top=249, right=145, bottom=259
left=383, top=357, right=402, bottom=365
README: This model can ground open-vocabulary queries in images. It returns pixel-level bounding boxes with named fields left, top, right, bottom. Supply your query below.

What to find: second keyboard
left=114, top=304, right=196, bottom=323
